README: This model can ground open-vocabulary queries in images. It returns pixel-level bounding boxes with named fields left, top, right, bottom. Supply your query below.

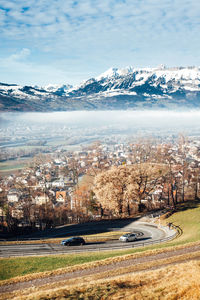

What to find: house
left=35, top=171, right=41, bottom=177
left=56, top=191, right=66, bottom=203
left=151, top=188, right=163, bottom=202
left=80, top=161, right=86, bottom=168
left=34, top=194, right=49, bottom=205
left=7, top=189, right=20, bottom=203
left=11, top=208, right=24, bottom=219
left=52, top=179, right=65, bottom=188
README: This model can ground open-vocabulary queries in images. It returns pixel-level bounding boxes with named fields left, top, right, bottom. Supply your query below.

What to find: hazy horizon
left=1, top=110, right=200, bottom=139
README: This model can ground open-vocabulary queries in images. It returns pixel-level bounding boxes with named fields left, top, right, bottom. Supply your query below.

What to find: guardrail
left=60, top=224, right=180, bottom=254
left=0, top=223, right=181, bottom=257
left=0, top=233, right=130, bottom=243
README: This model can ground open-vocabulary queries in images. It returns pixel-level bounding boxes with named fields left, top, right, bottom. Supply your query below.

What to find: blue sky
left=0, top=0, right=200, bottom=86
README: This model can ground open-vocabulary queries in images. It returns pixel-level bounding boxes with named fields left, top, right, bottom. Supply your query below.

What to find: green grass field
left=0, top=161, right=28, bottom=177
left=163, top=200, right=200, bottom=245
left=1, top=200, right=200, bottom=281
left=0, top=161, right=26, bottom=171
left=0, top=250, right=135, bottom=281
left=0, top=157, right=31, bottom=174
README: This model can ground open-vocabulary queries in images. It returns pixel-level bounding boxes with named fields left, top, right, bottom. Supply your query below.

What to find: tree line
left=76, top=138, right=200, bottom=218
left=1, top=137, right=200, bottom=235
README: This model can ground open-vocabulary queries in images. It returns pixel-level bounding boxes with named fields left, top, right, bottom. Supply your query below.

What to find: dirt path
left=1, top=243, right=200, bottom=296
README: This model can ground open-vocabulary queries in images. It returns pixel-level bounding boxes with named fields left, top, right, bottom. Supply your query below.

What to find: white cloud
left=1, top=0, right=199, bottom=42
left=7, top=48, right=31, bottom=62
left=0, top=48, right=87, bottom=85
left=0, top=0, right=200, bottom=84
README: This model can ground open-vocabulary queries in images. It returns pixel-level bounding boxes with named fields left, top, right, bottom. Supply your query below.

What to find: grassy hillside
left=20, top=260, right=200, bottom=300
left=1, top=201, right=200, bottom=282
left=162, top=200, right=200, bottom=245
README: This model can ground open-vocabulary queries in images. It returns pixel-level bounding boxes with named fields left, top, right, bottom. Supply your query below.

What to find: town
left=1, top=135, right=200, bottom=237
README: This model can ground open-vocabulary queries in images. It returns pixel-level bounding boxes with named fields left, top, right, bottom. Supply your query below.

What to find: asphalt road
left=0, top=221, right=168, bottom=257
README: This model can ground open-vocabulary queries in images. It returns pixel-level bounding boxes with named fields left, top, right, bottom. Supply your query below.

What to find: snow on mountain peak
left=95, top=65, right=200, bottom=86
left=42, top=84, right=72, bottom=92
left=2, top=65, right=200, bottom=111
left=96, top=66, right=134, bottom=80
left=96, top=67, right=118, bottom=80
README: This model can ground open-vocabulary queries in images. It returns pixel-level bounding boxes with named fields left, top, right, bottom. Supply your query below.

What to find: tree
left=93, top=166, right=126, bottom=217
left=67, top=158, right=80, bottom=185
left=93, top=163, right=167, bottom=217
left=0, top=190, right=6, bottom=216
left=88, top=190, right=99, bottom=214
left=160, top=136, right=191, bottom=207
left=29, top=153, right=51, bottom=170
left=73, top=185, right=90, bottom=211
left=14, top=182, right=34, bottom=227
left=178, top=134, right=189, bottom=202
left=130, top=139, right=159, bottom=164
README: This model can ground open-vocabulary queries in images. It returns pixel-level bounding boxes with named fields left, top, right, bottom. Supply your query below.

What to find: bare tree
left=93, top=163, right=167, bottom=217
left=177, top=134, right=189, bottom=202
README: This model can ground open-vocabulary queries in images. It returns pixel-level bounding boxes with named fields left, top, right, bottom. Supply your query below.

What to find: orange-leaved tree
left=93, top=163, right=167, bottom=217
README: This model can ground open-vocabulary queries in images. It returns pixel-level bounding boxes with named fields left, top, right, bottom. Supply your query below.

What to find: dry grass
left=2, top=257, right=200, bottom=300
left=50, top=260, right=200, bottom=300
left=1, top=241, right=200, bottom=288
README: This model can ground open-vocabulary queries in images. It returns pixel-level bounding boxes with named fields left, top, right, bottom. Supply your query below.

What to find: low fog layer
left=1, top=110, right=200, bottom=130
left=1, top=110, right=200, bottom=150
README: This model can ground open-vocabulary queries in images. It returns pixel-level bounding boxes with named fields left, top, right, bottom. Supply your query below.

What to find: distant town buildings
left=0, top=137, right=200, bottom=232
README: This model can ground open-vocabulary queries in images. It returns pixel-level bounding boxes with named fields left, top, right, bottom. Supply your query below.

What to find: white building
left=52, top=180, right=65, bottom=188
left=7, top=190, right=20, bottom=203
left=34, top=195, right=49, bottom=205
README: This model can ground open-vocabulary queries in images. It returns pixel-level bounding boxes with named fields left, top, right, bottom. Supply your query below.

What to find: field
left=21, top=260, right=200, bottom=300
left=0, top=159, right=29, bottom=176
left=0, top=140, right=84, bottom=177
left=1, top=244, right=200, bottom=299
left=163, top=201, right=200, bottom=244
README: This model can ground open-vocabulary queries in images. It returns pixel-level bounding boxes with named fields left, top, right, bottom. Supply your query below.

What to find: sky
left=0, top=0, right=200, bottom=86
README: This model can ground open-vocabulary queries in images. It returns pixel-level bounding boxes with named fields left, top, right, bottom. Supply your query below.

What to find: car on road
left=119, top=233, right=137, bottom=242
left=61, top=237, right=86, bottom=246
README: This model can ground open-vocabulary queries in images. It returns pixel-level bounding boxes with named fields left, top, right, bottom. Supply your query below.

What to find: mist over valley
left=1, top=110, right=200, bottom=150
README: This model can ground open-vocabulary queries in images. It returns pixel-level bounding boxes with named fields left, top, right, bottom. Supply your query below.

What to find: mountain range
left=1, top=66, right=200, bottom=111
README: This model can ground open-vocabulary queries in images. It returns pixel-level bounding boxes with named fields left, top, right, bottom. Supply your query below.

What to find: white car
left=119, top=233, right=137, bottom=242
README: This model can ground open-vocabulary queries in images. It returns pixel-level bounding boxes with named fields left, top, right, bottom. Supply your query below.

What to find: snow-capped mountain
left=41, top=84, right=72, bottom=94
left=0, top=82, right=72, bottom=99
left=1, top=66, right=200, bottom=111
left=79, top=65, right=200, bottom=97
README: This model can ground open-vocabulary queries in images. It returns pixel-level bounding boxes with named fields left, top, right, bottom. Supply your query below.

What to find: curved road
left=0, top=220, right=173, bottom=257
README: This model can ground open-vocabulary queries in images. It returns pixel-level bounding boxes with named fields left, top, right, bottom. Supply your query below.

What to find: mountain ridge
left=1, top=66, right=200, bottom=111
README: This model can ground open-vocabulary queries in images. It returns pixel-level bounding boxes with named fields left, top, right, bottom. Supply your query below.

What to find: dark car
left=61, top=237, right=86, bottom=246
